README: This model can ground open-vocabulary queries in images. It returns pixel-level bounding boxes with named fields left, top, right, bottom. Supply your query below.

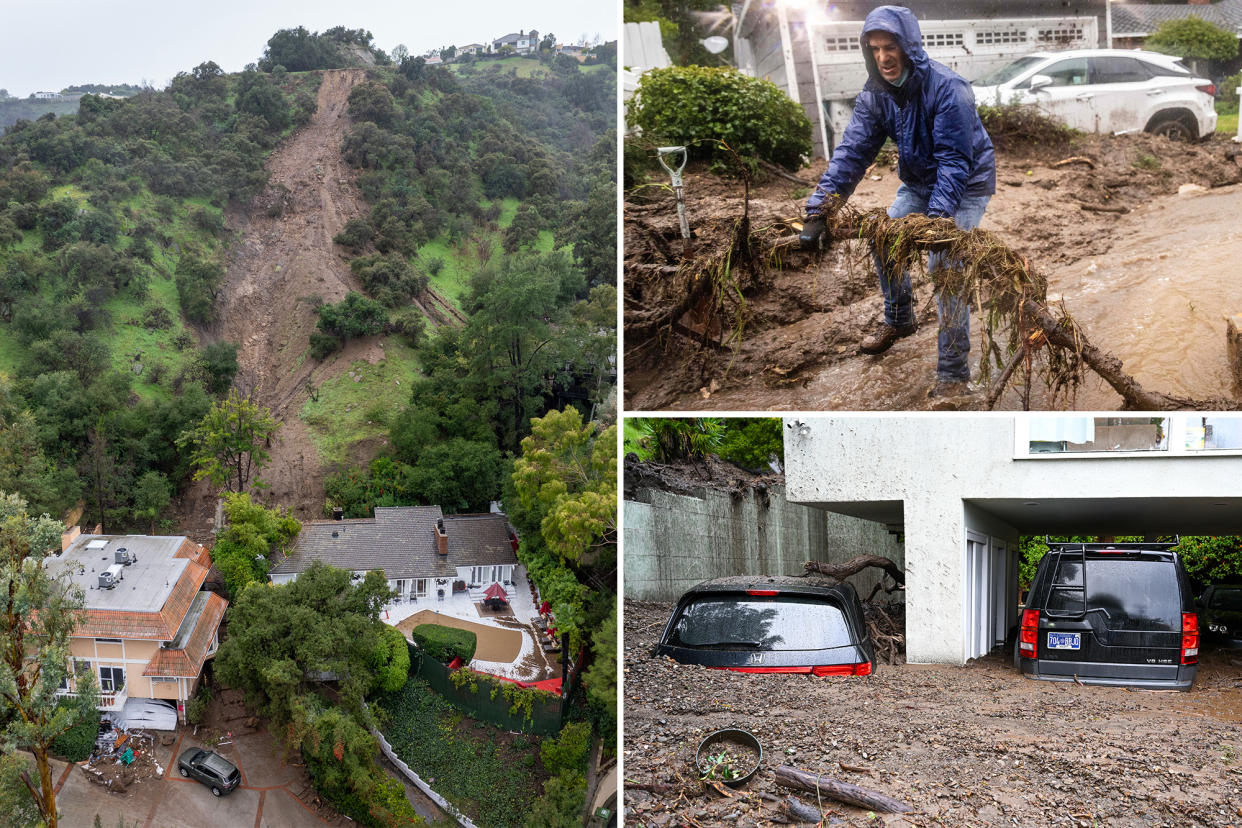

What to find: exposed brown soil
left=624, top=134, right=1242, bottom=411
left=395, top=611, right=525, bottom=663
left=623, top=599, right=1242, bottom=827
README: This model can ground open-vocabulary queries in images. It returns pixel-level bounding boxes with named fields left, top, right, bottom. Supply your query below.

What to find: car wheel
left=212, top=786, right=222, bottom=797
left=179, top=767, right=189, bottom=777
left=1148, top=116, right=1194, bottom=141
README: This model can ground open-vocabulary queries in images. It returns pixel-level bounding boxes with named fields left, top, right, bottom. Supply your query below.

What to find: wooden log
left=804, top=555, right=905, bottom=588
left=774, top=765, right=912, bottom=813
left=1079, top=204, right=1129, bottom=214
left=780, top=795, right=829, bottom=823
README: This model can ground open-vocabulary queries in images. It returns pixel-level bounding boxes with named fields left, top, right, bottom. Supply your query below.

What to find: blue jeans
left=873, top=185, right=991, bottom=381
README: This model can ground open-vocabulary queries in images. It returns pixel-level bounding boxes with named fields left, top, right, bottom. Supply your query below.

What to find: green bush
left=541, top=720, right=591, bottom=777
left=627, top=66, right=812, bottom=170
left=377, top=625, right=411, bottom=693
left=185, top=683, right=212, bottom=726
left=411, top=623, right=477, bottom=664
left=51, top=703, right=101, bottom=762
left=1146, top=17, right=1238, bottom=61
left=527, top=770, right=587, bottom=828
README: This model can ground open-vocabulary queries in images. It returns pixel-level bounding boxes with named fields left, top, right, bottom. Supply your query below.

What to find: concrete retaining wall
left=624, top=482, right=904, bottom=602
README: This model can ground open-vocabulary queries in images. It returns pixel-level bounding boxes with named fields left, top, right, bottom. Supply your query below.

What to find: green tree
left=178, top=388, right=278, bottom=492
left=632, top=417, right=724, bottom=463
left=509, top=408, right=616, bottom=725
left=214, top=562, right=392, bottom=723
left=718, top=418, right=784, bottom=469
left=211, top=492, right=300, bottom=596
left=133, top=470, right=172, bottom=534
left=1146, top=17, right=1239, bottom=62
left=0, top=494, right=100, bottom=828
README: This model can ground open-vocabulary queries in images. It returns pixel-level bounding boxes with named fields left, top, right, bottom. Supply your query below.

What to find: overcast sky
left=1, top=0, right=617, bottom=97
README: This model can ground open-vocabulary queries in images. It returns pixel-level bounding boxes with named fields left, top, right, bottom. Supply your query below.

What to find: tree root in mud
left=626, top=202, right=1239, bottom=410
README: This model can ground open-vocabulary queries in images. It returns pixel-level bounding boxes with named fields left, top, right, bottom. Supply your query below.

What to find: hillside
left=0, top=30, right=616, bottom=532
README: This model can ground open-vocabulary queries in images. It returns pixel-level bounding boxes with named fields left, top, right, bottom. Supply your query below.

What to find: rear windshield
left=1208, top=587, right=1242, bottom=611
left=1046, top=557, right=1181, bottom=630
left=668, top=594, right=853, bottom=651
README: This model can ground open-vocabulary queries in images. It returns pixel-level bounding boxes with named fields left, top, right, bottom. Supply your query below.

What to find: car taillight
left=715, top=663, right=872, bottom=676
left=1196, top=83, right=1216, bottom=97
left=746, top=589, right=778, bottom=596
left=1019, top=608, right=1039, bottom=658
left=1181, top=612, right=1199, bottom=665
left=812, top=662, right=873, bottom=677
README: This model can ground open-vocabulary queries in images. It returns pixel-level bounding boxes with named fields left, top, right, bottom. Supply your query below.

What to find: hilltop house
left=493, top=29, right=540, bottom=54
left=44, top=531, right=227, bottom=724
left=459, top=43, right=487, bottom=56
left=269, top=506, right=520, bottom=605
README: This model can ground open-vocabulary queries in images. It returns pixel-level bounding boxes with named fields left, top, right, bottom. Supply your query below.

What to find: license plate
left=1047, top=632, right=1080, bottom=650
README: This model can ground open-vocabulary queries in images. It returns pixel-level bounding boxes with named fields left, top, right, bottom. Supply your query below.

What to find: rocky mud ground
left=624, top=134, right=1242, bottom=411
left=623, top=599, right=1242, bottom=828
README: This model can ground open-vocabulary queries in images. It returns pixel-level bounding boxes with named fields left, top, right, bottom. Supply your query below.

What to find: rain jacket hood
left=860, top=5, right=928, bottom=95
left=806, top=5, right=995, bottom=218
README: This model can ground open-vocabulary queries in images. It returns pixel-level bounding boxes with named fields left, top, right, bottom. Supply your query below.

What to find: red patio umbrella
left=484, top=582, right=508, bottom=601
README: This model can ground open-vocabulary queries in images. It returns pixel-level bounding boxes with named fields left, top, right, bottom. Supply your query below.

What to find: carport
left=784, top=415, right=1242, bottom=665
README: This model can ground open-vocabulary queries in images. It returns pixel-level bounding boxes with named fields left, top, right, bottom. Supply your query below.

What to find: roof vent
left=331, top=530, right=339, bottom=538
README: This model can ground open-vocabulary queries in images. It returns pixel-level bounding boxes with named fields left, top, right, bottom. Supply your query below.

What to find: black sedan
left=178, top=747, right=241, bottom=796
left=653, top=575, right=876, bottom=676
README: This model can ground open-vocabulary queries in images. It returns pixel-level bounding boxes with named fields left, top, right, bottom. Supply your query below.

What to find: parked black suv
left=1015, top=542, right=1198, bottom=691
left=653, top=576, right=876, bottom=676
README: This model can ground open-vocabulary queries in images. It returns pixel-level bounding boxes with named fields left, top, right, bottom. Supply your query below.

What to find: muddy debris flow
left=623, top=600, right=1242, bottom=827
left=624, top=133, right=1242, bottom=411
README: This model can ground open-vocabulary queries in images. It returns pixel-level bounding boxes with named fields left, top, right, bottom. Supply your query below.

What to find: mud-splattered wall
left=624, top=482, right=904, bottom=602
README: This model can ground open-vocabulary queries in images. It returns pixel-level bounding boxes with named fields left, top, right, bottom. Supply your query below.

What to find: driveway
left=51, top=723, right=345, bottom=828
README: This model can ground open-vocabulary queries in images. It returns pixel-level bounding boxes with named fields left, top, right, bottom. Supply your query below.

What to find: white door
left=964, top=534, right=992, bottom=662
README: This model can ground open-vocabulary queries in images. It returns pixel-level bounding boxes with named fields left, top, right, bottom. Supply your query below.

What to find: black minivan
left=1015, top=542, right=1199, bottom=691
left=653, top=576, right=876, bottom=676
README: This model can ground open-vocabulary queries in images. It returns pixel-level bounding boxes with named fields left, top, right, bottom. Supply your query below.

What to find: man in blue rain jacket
left=799, top=5, right=995, bottom=397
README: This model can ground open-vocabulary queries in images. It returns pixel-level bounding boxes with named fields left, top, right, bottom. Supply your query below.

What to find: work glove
left=799, top=215, right=827, bottom=252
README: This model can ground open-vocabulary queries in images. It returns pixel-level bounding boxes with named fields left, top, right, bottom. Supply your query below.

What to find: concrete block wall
left=624, top=482, right=904, bottom=602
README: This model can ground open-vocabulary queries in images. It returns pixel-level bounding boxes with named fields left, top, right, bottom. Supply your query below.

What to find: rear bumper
left=1019, top=658, right=1196, bottom=691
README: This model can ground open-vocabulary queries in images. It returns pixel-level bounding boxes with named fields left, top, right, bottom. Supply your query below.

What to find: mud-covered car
left=1200, top=584, right=1242, bottom=649
left=653, top=576, right=875, bottom=675
left=1015, top=542, right=1199, bottom=691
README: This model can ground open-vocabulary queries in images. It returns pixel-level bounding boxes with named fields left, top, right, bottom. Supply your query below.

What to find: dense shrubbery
left=379, top=678, right=544, bottom=826
left=627, top=66, right=812, bottom=170
left=410, top=623, right=477, bottom=664
left=49, top=703, right=100, bottom=762
left=376, top=626, right=411, bottom=693
left=210, top=493, right=300, bottom=597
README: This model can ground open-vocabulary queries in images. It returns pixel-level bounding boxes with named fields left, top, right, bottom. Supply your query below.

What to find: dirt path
left=624, top=600, right=1242, bottom=827
left=624, top=134, right=1242, bottom=411
left=199, top=69, right=375, bottom=518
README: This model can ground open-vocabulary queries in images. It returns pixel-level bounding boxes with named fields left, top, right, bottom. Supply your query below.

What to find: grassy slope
left=299, top=339, right=422, bottom=466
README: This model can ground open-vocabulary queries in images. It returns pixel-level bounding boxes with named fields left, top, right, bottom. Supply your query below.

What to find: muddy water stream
left=1048, top=183, right=1242, bottom=408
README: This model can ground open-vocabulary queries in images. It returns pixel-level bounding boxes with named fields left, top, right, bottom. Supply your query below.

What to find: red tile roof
left=143, top=592, right=228, bottom=677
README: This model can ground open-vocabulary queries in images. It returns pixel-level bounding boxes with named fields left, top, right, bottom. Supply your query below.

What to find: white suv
left=971, top=49, right=1217, bottom=140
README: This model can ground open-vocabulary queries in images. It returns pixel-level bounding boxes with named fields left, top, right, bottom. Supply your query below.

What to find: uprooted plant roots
left=624, top=202, right=1237, bottom=410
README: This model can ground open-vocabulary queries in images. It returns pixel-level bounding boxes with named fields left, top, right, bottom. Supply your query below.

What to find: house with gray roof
left=269, top=506, right=519, bottom=604
left=1112, top=0, right=1242, bottom=42
left=493, top=30, right=540, bottom=54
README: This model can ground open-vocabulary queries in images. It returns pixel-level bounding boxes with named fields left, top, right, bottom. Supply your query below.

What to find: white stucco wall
left=783, top=415, right=1242, bottom=664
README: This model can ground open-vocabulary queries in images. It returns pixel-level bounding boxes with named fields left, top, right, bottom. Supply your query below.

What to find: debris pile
left=80, top=723, right=164, bottom=793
